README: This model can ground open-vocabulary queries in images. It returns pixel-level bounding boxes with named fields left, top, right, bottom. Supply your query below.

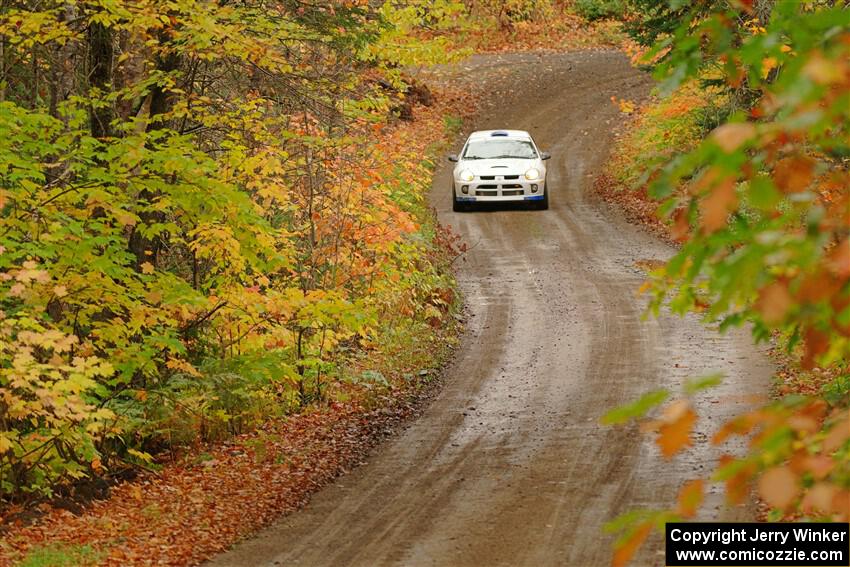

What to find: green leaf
left=601, top=390, right=669, bottom=425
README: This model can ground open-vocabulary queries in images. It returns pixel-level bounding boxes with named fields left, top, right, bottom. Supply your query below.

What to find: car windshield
left=462, top=139, right=537, bottom=160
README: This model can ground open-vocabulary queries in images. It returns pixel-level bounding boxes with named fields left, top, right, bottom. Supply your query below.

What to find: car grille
left=479, top=175, right=520, bottom=181
left=502, top=190, right=523, bottom=196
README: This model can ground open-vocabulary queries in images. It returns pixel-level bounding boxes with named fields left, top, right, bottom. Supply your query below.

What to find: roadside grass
left=607, top=82, right=719, bottom=190
left=595, top=82, right=725, bottom=241
left=17, top=544, right=103, bottom=567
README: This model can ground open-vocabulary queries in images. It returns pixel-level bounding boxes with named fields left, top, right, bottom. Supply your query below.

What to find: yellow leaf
left=761, top=57, right=778, bottom=79
left=140, top=262, right=155, bottom=274
left=618, top=99, right=636, bottom=114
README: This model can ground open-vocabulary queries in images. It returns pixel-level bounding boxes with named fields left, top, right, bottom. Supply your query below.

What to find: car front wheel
left=536, top=185, right=549, bottom=210
left=452, top=189, right=468, bottom=212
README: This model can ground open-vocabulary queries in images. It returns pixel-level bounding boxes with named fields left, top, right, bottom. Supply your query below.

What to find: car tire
left=536, top=185, right=549, bottom=210
left=452, top=190, right=467, bottom=212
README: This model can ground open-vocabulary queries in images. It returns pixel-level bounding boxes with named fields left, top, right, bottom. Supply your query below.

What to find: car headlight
left=457, top=169, right=475, bottom=182
left=524, top=168, right=541, bottom=180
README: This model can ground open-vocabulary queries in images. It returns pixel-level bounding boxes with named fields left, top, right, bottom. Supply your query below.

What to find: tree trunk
left=88, top=21, right=113, bottom=138
left=128, top=45, right=180, bottom=270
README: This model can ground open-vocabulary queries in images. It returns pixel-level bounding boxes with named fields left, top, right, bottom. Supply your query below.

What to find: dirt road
left=208, top=52, right=773, bottom=567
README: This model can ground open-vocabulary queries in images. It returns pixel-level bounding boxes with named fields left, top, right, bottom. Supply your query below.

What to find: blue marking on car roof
left=491, top=131, right=509, bottom=136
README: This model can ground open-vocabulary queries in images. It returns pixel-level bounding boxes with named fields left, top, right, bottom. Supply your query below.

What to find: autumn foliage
left=603, top=2, right=850, bottom=565
left=0, top=0, right=471, bottom=501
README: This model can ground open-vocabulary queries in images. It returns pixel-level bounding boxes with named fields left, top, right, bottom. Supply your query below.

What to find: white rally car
left=448, top=130, right=550, bottom=211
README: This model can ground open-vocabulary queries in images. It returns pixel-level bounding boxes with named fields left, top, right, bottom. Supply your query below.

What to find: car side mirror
left=447, top=154, right=459, bottom=162
left=540, top=152, right=551, bottom=161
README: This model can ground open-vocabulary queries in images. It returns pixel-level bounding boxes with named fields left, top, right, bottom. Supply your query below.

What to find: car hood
left=454, top=158, right=543, bottom=177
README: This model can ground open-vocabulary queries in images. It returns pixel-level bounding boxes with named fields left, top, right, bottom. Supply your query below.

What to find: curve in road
left=207, top=51, right=773, bottom=567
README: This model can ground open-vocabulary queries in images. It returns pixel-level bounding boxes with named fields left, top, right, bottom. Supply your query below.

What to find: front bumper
left=454, top=178, right=545, bottom=202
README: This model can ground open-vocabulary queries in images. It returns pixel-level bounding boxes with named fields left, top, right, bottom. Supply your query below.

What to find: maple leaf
left=654, top=400, right=697, bottom=458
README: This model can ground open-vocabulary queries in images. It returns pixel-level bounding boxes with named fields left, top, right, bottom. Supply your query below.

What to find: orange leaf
left=801, top=483, right=837, bottom=516
left=802, top=326, right=829, bottom=369
left=827, top=239, right=850, bottom=278
left=756, top=281, right=792, bottom=326
left=711, top=122, right=756, bottom=153
left=758, top=466, right=799, bottom=510
left=803, top=455, right=835, bottom=480
left=726, top=461, right=757, bottom=505
left=676, top=479, right=704, bottom=518
left=713, top=412, right=762, bottom=445
left=657, top=400, right=697, bottom=458
left=803, top=53, right=843, bottom=85
left=612, top=522, right=652, bottom=567
left=796, top=270, right=840, bottom=303
left=699, top=176, right=737, bottom=233
left=671, top=207, right=690, bottom=242
left=830, top=489, right=850, bottom=520
left=821, top=412, right=850, bottom=453
left=773, top=156, right=815, bottom=193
